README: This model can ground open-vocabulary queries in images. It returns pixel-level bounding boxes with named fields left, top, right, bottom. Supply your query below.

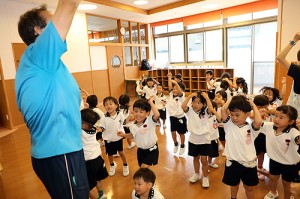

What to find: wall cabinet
left=148, top=68, right=234, bottom=93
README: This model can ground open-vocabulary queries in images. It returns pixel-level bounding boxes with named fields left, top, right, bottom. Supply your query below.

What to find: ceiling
left=10, top=0, right=260, bottom=31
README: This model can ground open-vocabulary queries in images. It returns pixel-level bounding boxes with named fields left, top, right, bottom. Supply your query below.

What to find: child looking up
left=182, top=91, right=214, bottom=188
left=261, top=105, right=300, bottom=199
left=132, top=168, right=164, bottom=199
left=118, top=97, right=160, bottom=168
left=221, top=95, right=262, bottom=199
left=81, top=108, right=108, bottom=199
left=167, top=72, right=187, bottom=155
left=100, top=96, right=129, bottom=177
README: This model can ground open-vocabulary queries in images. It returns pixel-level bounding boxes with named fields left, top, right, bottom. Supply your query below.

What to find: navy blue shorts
left=269, top=159, right=299, bottom=182
left=137, top=143, right=159, bottom=167
left=170, top=116, right=187, bottom=134
left=105, top=139, right=124, bottom=156
left=209, top=139, right=219, bottom=158
left=218, top=127, right=225, bottom=141
left=254, top=133, right=266, bottom=155
left=158, top=109, right=167, bottom=120
left=32, top=149, right=89, bottom=199
left=85, top=156, right=108, bottom=190
left=188, top=142, right=211, bottom=157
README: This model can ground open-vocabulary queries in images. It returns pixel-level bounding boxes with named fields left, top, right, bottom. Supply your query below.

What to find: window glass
left=253, top=9, right=278, bottom=19
left=168, top=22, right=184, bottom=32
left=227, top=13, right=252, bottom=24
left=170, top=35, right=184, bottom=62
left=154, top=25, right=167, bottom=34
left=140, top=24, right=146, bottom=44
left=124, top=47, right=132, bottom=66
left=205, top=29, right=222, bottom=61
left=187, top=33, right=203, bottom=62
left=133, top=46, right=140, bottom=66
left=203, top=19, right=222, bottom=27
left=141, top=47, right=147, bottom=60
left=155, top=37, right=169, bottom=63
left=186, top=23, right=203, bottom=30
left=132, top=22, right=139, bottom=44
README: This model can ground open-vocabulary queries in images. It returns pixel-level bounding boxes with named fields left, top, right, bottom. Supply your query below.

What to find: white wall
left=0, top=0, right=91, bottom=79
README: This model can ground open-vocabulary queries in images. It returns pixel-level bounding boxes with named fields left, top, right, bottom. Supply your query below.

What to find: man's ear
left=34, top=26, right=43, bottom=35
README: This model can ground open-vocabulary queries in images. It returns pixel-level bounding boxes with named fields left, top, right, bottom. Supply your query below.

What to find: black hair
left=297, top=49, right=300, bottom=62
left=276, top=105, right=298, bottom=130
left=176, top=82, right=186, bottom=91
left=221, top=72, right=231, bottom=79
left=175, top=73, right=182, bottom=80
left=205, top=70, right=213, bottom=76
left=253, top=95, right=269, bottom=107
left=191, top=91, right=207, bottom=117
left=260, top=86, right=280, bottom=104
left=81, top=108, right=100, bottom=125
left=18, top=4, right=48, bottom=46
left=103, top=96, right=119, bottom=115
left=133, top=99, right=151, bottom=112
left=220, top=80, right=229, bottom=90
left=215, top=90, right=227, bottom=102
left=146, top=77, right=153, bottom=82
left=86, top=95, right=98, bottom=108
left=228, top=95, right=252, bottom=113
left=236, top=77, right=248, bottom=94
left=119, top=94, right=130, bottom=114
left=156, top=84, right=164, bottom=90
left=133, top=168, right=156, bottom=185
left=211, top=100, right=217, bottom=111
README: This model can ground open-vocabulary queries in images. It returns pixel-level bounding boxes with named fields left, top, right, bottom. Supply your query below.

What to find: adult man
left=16, top=1, right=89, bottom=198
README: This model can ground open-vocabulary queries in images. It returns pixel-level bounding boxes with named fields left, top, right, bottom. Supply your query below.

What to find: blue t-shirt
left=15, top=21, right=82, bottom=158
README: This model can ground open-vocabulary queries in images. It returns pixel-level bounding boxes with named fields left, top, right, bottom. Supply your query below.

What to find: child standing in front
left=119, top=94, right=136, bottom=149
left=221, top=95, right=262, bottom=199
left=182, top=91, right=214, bottom=188
left=81, top=108, right=108, bottom=199
left=154, top=84, right=167, bottom=129
left=132, top=168, right=164, bottom=199
left=118, top=97, right=160, bottom=168
left=260, top=105, right=300, bottom=199
left=100, top=96, right=129, bottom=177
left=166, top=72, right=187, bottom=155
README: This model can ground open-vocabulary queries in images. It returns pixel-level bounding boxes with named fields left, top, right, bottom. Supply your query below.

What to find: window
left=155, top=37, right=168, bottom=63
left=253, top=9, right=278, bottom=19
left=205, top=29, right=223, bottom=61
left=170, top=35, right=184, bottom=62
left=187, top=33, right=203, bottom=62
left=168, top=22, right=184, bottom=32
left=186, top=23, right=203, bottom=30
left=227, top=13, right=252, bottom=24
left=203, top=19, right=222, bottom=27
left=154, top=25, right=167, bottom=34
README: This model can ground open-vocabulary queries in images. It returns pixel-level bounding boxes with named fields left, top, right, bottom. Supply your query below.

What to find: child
left=206, top=70, right=215, bottom=99
left=119, top=94, right=136, bottom=149
left=167, top=72, right=187, bottom=155
left=252, top=95, right=270, bottom=181
left=174, top=73, right=182, bottom=83
left=154, top=84, right=167, bottom=129
left=118, top=97, right=160, bottom=168
left=86, top=95, right=105, bottom=146
left=233, top=77, right=248, bottom=95
left=100, top=96, right=129, bottom=177
left=81, top=108, right=108, bottom=199
left=207, top=100, right=222, bottom=169
left=214, top=90, right=227, bottom=150
left=260, top=105, right=300, bottom=199
left=182, top=91, right=214, bottom=188
left=221, top=95, right=262, bottom=199
left=136, top=74, right=146, bottom=99
left=140, top=77, right=160, bottom=100
left=132, top=168, right=164, bottom=199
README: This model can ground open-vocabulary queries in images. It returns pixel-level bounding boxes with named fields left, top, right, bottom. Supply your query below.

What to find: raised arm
left=221, top=97, right=232, bottom=121
left=167, top=73, right=173, bottom=91
left=182, top=93, right=196, bottom=112
left=202, top=92, right=214, bottom=114
left=171, top=80, right=183, bottom=96
left=148, top=96, right=160, bottom=121
left=52, top=0, right=81, bottom=41
left=276, top=32, right=300, bottom=71
left=248, top=99, right=262, bottom=130
left=280, top=77, right=286, bottom=99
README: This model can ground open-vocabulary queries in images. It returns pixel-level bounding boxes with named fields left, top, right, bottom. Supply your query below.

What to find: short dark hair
left=277, top=105, right=298, bottom=129
left=175, top=73, right=182, bottom=79
left=253, top=95, right=269, bottom=107
left=220, top=80, right=229, bottom=90
left=133, top=168, right=156, bottom=185
left=18, top=4, right=48, bottom=46
left=221, top=72, right=231, bottom=79
left=81, top=108, right=100, bottom=125
left=177, top=82, right=186, bottom=91
left=133, top=99, right=151, bottom=112
left=119, top=94, right=130, bottom=112
left=205, top=70, right=213, bottom=76
left=260, top=86, right=280, bottom=103
left=215, top=90, right=227, bottom=102
left=156, top=84, right=164, bottom=90
left=103, top=96, right=119, bottom=110
left=228, top=95, right=251, bottom=113
left=146, top=77, right=153, bottom=82
left=86, top=95, right=98, bottom=108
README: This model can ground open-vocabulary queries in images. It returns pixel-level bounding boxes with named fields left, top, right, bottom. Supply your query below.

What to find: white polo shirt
left=261, top=122, right=300, bottom=165
left=223, top=116, right=259, bottom=162
left=129, top=115, right=158, bottom=149
left=100, top=111, right=125, bottom=142
left=208, top=114, right=219, bottom=140
left=81, top=127, right=101, bottom=161
left=154, top=93, right=167, bottom=110
left=142, top=85, right=157, bottom=100
left=166, top=91, right=185, bottom=118
left=93, top=107, right=104, bottom=128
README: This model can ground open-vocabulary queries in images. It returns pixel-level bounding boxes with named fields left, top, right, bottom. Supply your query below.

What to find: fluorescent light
left=133, top=0, right=149, bottom=5
left=201, top=3, right=218, bottom=9
left=78, top=4, right=97, bottom=10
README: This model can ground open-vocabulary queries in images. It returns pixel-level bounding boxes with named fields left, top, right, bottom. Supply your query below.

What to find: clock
left=120, top=27, right=126, bottom=36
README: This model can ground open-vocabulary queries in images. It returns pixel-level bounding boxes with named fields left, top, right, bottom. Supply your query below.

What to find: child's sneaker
left=257, top=167, right=269, bottom=175
left=179, top=146, right=185, bottom=155
left=163, top=124, right=167, bottom=129
left=173, top=145, right=179, bottom=153
left=202, top=177, right=209, bottom=188
left=258, top=172, right=265, bottom=181
left=123, top=165, right=129, bottom=176
left=264, top=191, right=278, bottom=199
left=128, top=142, right=136, bottom=149
left=208, top=162, right=219, bottom=168
left=189, top=173, right=200, bottom=183
left=109, top=162, right=117, bottom=176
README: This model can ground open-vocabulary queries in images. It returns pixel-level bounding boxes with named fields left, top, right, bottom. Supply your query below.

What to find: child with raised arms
left=81, top=108, right=108, bottom=199
left=118, top=97, right=160, bottom=168
left=181, top=91, right=214, bottom=188
left=100, top=96, right=129, bottom=177
left=154, top=84, right=167, bottom=129
left=260, top=105, right=300, bottom=199
left=221, top=95, right=262, bottom=199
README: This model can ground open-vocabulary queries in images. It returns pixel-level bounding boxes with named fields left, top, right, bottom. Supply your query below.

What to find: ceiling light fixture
left=201, top=3, right=218, bottom=9
left=78, top=4, right=97, bottom=10
left=133, top=0, right=149, bottom=6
